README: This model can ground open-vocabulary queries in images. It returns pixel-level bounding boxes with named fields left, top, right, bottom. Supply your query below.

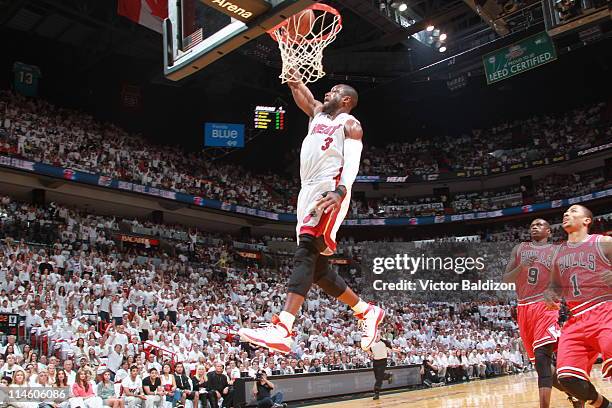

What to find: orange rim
left=268, top=3, right=342, bottom=45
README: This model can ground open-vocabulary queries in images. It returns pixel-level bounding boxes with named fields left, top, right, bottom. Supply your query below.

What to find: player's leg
left=557, top=314, right=608, bottom=408
left=595, top=303, right=612, bottom=381
left=570, top=303, right=612, bottom=408
left=312, top=245, right=385, bottom=350
left=534, top=344, right=565, bottom=408
left=237, top=233, right=322, bottom=353
left=559, top=377, right=609, bottom=408
left=317, top=198, right=385, bottom=350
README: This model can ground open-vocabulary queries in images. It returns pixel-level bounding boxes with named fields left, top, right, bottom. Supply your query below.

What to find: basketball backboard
left=164, top=0, right=316, bottom=81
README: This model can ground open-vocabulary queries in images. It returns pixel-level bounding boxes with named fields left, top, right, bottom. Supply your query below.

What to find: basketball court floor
left=306, top=368, right=611, bottom=408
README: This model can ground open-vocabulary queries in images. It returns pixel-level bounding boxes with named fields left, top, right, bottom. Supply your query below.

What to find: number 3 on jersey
left=321, top=137, right=333, bottom=151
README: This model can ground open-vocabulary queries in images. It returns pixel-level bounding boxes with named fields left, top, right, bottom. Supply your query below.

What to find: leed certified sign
left=483, top=32, right=557, bottom=85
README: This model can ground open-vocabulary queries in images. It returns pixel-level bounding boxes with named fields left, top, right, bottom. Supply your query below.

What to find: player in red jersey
left=504, top=218, right=576, bottom=408
left=545, top=205, right=612, bottom=408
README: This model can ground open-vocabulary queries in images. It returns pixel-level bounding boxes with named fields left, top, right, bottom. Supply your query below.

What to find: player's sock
left=589, top=395, right=609, bottom=408
left=351, top=299, right=368, bottom=315
left=278, top=311, right=295, bottom=332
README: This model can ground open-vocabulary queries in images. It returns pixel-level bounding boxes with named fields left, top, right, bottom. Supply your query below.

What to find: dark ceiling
left=0, top=0, right=610, bottom=172
left=0, top=0, right=548, bottom=85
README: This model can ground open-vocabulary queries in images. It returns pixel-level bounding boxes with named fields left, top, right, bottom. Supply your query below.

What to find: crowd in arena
left=0, top=91, right=297, bottom=214
left=1, top=91, right=610, bottom=218
left=360, top=102, right=611, bottom=176
left=0, top=191, right=564, bottom=407
left=0, top=87, right=610, bottom=407
left=349, top=167, right=609, bottom=218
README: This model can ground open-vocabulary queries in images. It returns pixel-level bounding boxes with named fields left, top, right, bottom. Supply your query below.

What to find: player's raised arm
left=287, top=74, right=322, bottom=118
left=338, top=118, right=363, bottom=192
left=544, top=246, right=562, bottom=310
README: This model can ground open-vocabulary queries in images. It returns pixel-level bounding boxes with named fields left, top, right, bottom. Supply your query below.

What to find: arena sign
left=483, top=32, right=557, bottom=85
left=200, top=0, right=271, bottom=23
left=117, top=234, right=160, bottom=247
left=204, top=122, right=245, bottom=148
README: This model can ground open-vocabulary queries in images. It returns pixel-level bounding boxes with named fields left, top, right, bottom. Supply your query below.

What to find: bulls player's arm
left=315, top=119, right=363, bottom=214
left=599, top=235, right=612, bottom=286
left=287, top=76, right=322, bottom=118
left=544, top=246, right=563, bottom=310
left=502, top=243, right=535, bottom=283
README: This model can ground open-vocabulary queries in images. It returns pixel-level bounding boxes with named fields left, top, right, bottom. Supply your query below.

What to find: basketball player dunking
left=239, top=81, right=385, bottom=353
left=545, top=205, right=612, bottom=408
left=504, top=219, right=579, bottom=408
left=238, top=79, right=385, bottom=353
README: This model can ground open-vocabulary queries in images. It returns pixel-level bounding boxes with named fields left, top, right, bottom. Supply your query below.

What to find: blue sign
left=204, top=123, right=244, bottom=148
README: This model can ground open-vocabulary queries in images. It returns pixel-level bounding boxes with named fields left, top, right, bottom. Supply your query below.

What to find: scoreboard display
left=0, top=313, right=19, bottom=337
left=254, top=106, right=285, bottom=130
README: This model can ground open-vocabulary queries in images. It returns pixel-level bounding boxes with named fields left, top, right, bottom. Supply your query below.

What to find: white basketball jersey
left=300, top=112, right=359, bottom=185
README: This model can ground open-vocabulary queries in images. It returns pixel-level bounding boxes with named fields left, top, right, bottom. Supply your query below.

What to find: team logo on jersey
left=312, top=124, right=342, bottom=136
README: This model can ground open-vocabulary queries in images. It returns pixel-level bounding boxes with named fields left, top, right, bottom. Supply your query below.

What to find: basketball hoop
left=268, top=3, right=342, bottom=84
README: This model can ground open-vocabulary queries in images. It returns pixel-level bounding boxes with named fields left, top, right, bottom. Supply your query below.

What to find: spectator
left=71, top=369, right=104, bottom=408
left=207, top=362, right=233, bottom=408
left=174, top=362, right=198, bottom=408
left=0, top=354, right=23, bottom=379
left=191, top=365, right=212, bottom=407
left=122, top=365, right=146, bottom=408
left=159, top=363, right=176, bottom=405
left=142, top=368, right=165, bottom=408
left=97, top=369, right=125, bottom=408
left=252, top=371, right=286, bottom=408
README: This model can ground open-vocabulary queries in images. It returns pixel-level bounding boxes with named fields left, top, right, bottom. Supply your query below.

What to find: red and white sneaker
left=355, top=304, right=385, bottom=351
left=238, top=315, right=294, bottom=354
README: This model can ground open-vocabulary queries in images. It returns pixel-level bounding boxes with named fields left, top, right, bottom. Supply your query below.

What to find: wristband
left=333, top=186, right=347, bottom=198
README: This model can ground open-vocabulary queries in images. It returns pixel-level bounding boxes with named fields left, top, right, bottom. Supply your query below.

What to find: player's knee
left=534, top=346, right=553, bottom=388
left=298, top=234, right=326, bottom=254
left=287, top=236, right=321, bottom=297
left=558, top=377, right=598, bottom=402
left=315, top=267, right=347, bottom=298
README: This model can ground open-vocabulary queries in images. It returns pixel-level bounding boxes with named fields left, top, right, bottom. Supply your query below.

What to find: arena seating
left=0, top=91, right=609, bottom=217
left=1, top=193, right=557, bottom=393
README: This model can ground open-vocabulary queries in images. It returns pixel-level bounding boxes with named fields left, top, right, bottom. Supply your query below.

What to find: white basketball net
left=269, top=6, right=342, bottom=84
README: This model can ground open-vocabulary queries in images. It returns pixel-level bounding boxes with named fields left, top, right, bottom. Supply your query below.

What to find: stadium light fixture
left=398, top=3, right=408, bottom=12
left=440, top=33, right=447, bottom=41
left=426, top=25, right=435, bottom=31
left=439, top=46, right=447, bottom=52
